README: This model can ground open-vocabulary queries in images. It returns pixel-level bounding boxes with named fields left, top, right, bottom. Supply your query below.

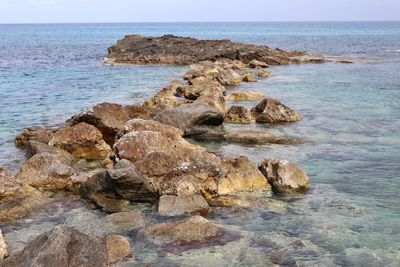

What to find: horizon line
left=1, top=20, right=399, bottom=25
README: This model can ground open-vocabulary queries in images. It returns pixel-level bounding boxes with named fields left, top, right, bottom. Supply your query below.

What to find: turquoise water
left=0, top=22, right=400, bottom=265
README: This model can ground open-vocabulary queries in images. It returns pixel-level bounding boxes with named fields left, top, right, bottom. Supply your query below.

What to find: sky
left=0, top=0, right=399, bottom=24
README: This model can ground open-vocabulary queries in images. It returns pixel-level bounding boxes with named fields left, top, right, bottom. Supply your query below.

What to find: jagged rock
left=116, top=119, right=183, bottom=141
left=224, top=106, right=255, bottom=124
left=251, top=98, right=302, bottom=123
left=216, top=156, right=270, bottom=195
left=106, top=235, right=132, bottom=264
left=14, top=126, right=58, bottom=147
left=256, top=67, right=272, bottom=78
left=258, top=159, right=310, bottom=192
left=0, top=229, right=8, bottom=260
left=249, top=59, right=269, bottom=68
left=1, top=226, right=109, bottom=267
left=105, top=211, right=146, bottom=231
left=242, top=72, right=257, bottom=82
left=49, top=122, right=111, bottom=160
left=226, top=91, right=265, bottom=101
left=175, top=82, right=225, bottom=101
left=0, top=167, right=20, bottom=200
left=158, top=194, right=209, bottom=216
left=108, top=35, right=301, bottom=65
left=69, top=102, right=131, bottom=145
left=224, top=131, right=302, bottom=145
left=144, top=80, right=189, bottom=109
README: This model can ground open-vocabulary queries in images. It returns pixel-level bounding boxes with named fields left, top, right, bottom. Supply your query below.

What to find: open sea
left=0, top=22, right=399, bottom=266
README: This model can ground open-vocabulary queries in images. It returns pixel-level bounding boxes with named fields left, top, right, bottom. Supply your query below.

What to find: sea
left=0, top=22, right=399, bottom=266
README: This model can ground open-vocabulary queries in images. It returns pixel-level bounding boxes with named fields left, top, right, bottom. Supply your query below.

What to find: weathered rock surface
left=0, top=229, right=8, bottom=260
left=144, top=80, right=189, bottom=109
left=249, top=59, right=269, bottom=68
left=105, top=211, right=146, bottom=231
left=183, top=62, right=244, bottom=86
left=49, top=122, right=111, bottom=159
left=256, top=67, right=272, bottom=78
left=116, top=119, right=183, bottom=141
left=227, top=91, right=265, bottom=101
left=1, top=226, right=108, bottom=267
left=0, top=167, right=20, bottom=200
left=106, top=235, right=132, bottom=264
left=251, top=98, right=302, bottom=123
left=242, top=72, right=257, bottom=82
left=258, top=159, right=310, bottom=192
left=224, top=131, right=302, bottom=145
left=217, top=156, right=270, bottom=195
left=14, top=126, right=58, bottom=147
left=158, top=194, right=209, bottom=216
left=108, top=35, right=302, bottom=65
left=224, top=106, right=255, bottom=124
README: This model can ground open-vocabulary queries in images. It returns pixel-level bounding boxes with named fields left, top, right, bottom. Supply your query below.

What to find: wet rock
left=2, top=225, right=108, bottom=267
left=144, top=80, right=189, bottom=109
left=69, top=102, right=131, bottom=145
left=108, top=35, right=299, bottom=65
left=0, top=167, right=20, bottom=200
left=175, top=82, right=225, bottom=101
left=184, top=62, right=243, bottom=86
left=242, top=72, right=257, bottom=82
left=49, top=122, right=111, bottom=160
left=91, top=193, right=131, bottom=213
left=226, top=91, right=265, bottom=101
left=105, top=211, right=146, bottom=231
left=106, top=235, right=132, bottom=264
left=251, top=98, right=302, bottom=123
left=215, top=67, right=243, bottom=86
left=217, top=156, right=270, bottom=195
left=158, top=194, right=209, bottom=216
left=249, top=59, right=269, bottom=68
left=224, top=106, right=255, bottom=124
left=116, top=119, right=183, bottom=141
left=224, top=131, right=302, bottom=145
left=138, top=215, right=224, bottom=245
left=256, top=67, right=272, bottom=78
left=0, top=229, right=8, bottom=260
left=258, top=159, right=310, bottom=192
left=14, top=126, right=58, bottom=147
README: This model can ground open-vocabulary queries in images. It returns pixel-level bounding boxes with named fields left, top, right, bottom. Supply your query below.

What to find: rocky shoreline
left=1, top=35, right=317, bottom=266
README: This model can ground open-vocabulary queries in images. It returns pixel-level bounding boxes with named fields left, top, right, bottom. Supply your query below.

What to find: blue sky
left=0, top=0, right=399, bottom=23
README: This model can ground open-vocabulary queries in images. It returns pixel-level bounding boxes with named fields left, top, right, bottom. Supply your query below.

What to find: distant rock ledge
left=107, top=34, right=323, bottom=65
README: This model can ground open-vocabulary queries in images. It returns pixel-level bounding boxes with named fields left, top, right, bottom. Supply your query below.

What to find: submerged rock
left=226, top=91, right=265, bottom=101
left=105, top=211, right=146, bottom=231
left=0, top=229, right=8, bottom=260
left=49, top=122, right=111, bottom=160
left=258, top=159, right=310, bottom=192
left=106, top=235, right=132, bottom=265
left=158, top=194, right=209, bottom=216
left=251, top=98, right=302, bottom=123
left=256, top=67, right=272, bottom=78
left=224, top=131, right=302, bottom=145
left=224, top=106, right=255, bottom=124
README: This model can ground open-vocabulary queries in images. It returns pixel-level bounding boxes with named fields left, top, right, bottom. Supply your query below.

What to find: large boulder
left=251, top=98, right=302, bottom=123
left=258, top=159, right=310, bottom=192
left=69, top=102, right=131, bottom=145
left=0, top=229, right=8, bottom=260
left=224, top=106, right=255, bottom=124
left=49, top=122, right=111, bottom=160
left=158, top=194, right=209, bottom=216
left=216, top=156, right=270, bottom=195
left=2, top=226, right=109, bottom=267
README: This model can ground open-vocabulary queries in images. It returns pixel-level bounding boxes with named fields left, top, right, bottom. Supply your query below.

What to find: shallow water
left=0, top=22, right=400, bottom=266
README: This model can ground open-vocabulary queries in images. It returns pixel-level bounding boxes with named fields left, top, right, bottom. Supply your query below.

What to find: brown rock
left=106, top=235, right=132, bottom=264
left=105, top=211, right=146, bottom=231
left=144, top=80, right=189, bottom=109
left=116, top=119, right=183, bottom=141
left=0, top=167, right=21, bottom=200
left=256, top=67, right=272, bottom=78
left=224, top=131, right=302, bottom=145
left=258, top=159, right=310, bottom=192
left=242, top=72, right=257, bottom=82
left=158, top=194, right=209, bottom=216
left=14, top=126, right=58, bottom=147
left=0, top=229, right=8, bottom=260
left=249, top=59, right=269, bottom=68
left=224, top=106, right=255, bottom=124
left=49, top=122, right=111, bottom=160
left=226, top=91, right=265, bottom=101
left=251, top=98, right=302, bottom=123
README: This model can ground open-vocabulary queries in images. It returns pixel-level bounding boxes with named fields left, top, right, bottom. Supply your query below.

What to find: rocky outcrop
left=251, top=98, right=302, bottom=123
left=258, top=159, right=310, bottom=192
left=49, top=122, right=111, bottom=160
left=224, top=106, right=255, bottom=124
left=227, top=91, right=265, bottom=101
left=224, top=131, right=302, bottom=145
left=144, top=80, right=189, bottom=109
left=0, top=229, right=8, bottom=260
left=158, top=194, right=209, bottom=216
left=106, top=235, right=132, bottom=264
left=108, top=35, right=302, bottom=65
left=14, top=126, right=58, bottom=147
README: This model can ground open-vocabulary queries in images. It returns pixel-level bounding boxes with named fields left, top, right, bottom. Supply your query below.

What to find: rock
left=226, top=91, right=265, bottom=101
left=105, top=211, right=146, bottom=231
left=256, top=67, right=272, bottom=78
left=1, top=225, right=108, bottom=267
left=224, top=106, right=255, bottom=124
left=175, top=82, right=225, bottom=101
left=14, top=126, right=58, bottom=147
left=216, top=156, right=270, bottom=195
left=258, top=159, right=310, bottom=192
left=108, top=35, right=299, bottom=65
left=125, top=104, right=162, bottom=120
left=138, top=215, right=224, bottom=245
left=251, top=98, right=302, bottom=123
left=249, top=59, right=269, bottom=68
left=158, top=194, right=209, bottom=216
left=15, top=149, right=75, bottom=190
left=0, top=167, right=20, bottom=200
left=0, top=229, right=8, bottom=260
left=106, top=235, right=132, bottom=264
left=184, top=62, right=243, bottom=86
left=144, top=80, right=189, bottom=109
left=69, top=102, right=131, bottom=145
left=224, top=131, right=302, bottom=145
left=116, top=119, right=183, bottom=141
left=90, top=193, right=131, bottom=213
left=242, top=72, right=257, bottom=82
left=49, top=122, right=111, bottom=160
left=207, top=195, right=287, bottom=213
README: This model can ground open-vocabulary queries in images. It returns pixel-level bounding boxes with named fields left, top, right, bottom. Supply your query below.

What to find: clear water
left=1, top=22, right=400, bottom=265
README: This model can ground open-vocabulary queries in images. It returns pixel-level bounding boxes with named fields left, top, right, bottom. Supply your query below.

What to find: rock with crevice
left=224, top=106, right=255, bottom=124
left=251, top=98, right=302, bottom=123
